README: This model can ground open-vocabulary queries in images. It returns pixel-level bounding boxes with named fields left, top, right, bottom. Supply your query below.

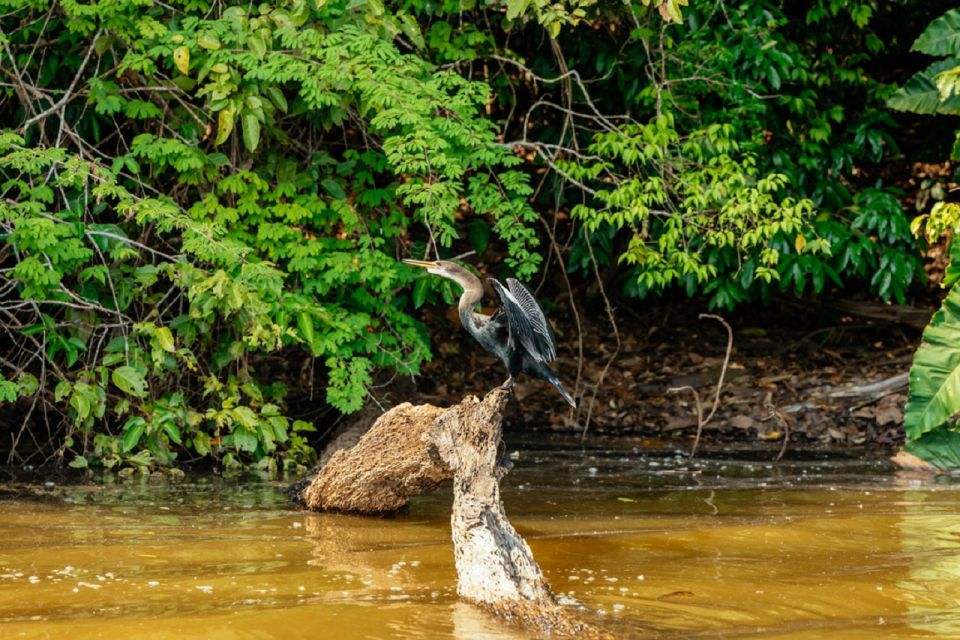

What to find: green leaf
left=297, top=311, right=317, bottom=354
left=888, top=59, right=960, bottom=115
left=904, top=426, right=960, bottom=469
left=397, top=12, right=425, bottom=49
left=904, top=282, right=960, bottom=440
left=163, top=421, right=182, bottom=444
left=913, top=9, right=960, bottom=57
left=216, top=107, right=234, bottom=145
left=263, top=86, right=287, bottom=113
left=122, top=417, right=146, bottom=452
left=321, top=178, right=346, bottom=200
left=506, top=0, right=531, bottom=20
left=197, top=34, right=221, bottom=50
left=68, top=455, right=89, bottom=469
left=155, top=326, right=176, bottom=353
left=17, top=372, right=39, bottom=396
left=412, top=276, right=430, bottom=309
left=112, top=365, right=148, bottom=398
left=242, top=113, right=261, bottom=152
left=232, top=406, right=259, bottom=430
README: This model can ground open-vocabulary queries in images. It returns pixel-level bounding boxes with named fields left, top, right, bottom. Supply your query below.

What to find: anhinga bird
left=404, top=259, right=576, bottom=408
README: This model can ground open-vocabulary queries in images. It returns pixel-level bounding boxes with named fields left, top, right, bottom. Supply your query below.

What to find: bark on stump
left=297, top=390, right=597, bottom=637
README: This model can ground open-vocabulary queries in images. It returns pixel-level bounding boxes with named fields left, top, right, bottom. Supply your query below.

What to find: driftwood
left=299, top=401, right=449, bottom=513
left=297, top=390, right=600, bottom=636
left=782, top=371, right=909, bottom=414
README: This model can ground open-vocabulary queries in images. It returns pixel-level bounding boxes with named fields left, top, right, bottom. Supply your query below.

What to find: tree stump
left=296, top=390, right=598, bottom=636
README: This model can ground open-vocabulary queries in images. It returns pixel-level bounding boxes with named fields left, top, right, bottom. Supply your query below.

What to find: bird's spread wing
left=488, top=279, right=540, bottom=361
left=506, top=278, right=557, bottom=362
left=489, top=278, right=557, bottom=363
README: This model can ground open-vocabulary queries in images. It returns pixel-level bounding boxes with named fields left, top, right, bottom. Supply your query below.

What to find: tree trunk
left=296, top=390, right=600, bottom=636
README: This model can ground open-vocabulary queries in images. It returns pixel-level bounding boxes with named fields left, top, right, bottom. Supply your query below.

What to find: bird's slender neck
left=447, top=269, right=484, bottom=336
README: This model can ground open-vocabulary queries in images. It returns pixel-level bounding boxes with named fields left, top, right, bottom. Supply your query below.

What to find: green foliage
left=479, top=0, right=923, bottom=309
left=896, top=8, right=960, bottom=469
left=905, top=283, right=960, bottom=440
left=903, top=283, right=960, bottom=469
left=0, top=0, right=949, bottom=469
left=0, top=0, right=543, bottom=470
left=564, top=116, right=815, bottom=299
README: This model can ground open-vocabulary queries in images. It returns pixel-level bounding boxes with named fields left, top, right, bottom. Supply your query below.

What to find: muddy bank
left=397, top=297, right=927, bottom=456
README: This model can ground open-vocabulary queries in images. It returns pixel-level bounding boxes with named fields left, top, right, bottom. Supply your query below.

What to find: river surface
left=1, top=437, right=960, bottom=639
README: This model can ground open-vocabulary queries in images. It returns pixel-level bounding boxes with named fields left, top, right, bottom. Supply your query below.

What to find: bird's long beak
left=402, top=259, right=441, bottom=269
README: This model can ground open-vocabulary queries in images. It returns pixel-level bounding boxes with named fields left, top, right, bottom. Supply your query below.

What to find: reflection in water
left=897, top=490, right=960, bottom=636
left=0, top=440, right=958, bottom=639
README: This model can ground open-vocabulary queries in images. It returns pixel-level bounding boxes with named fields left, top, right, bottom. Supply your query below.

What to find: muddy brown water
left=1, top=438, right=959, bottom=639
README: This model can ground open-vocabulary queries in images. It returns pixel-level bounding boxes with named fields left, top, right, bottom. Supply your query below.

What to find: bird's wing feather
left=489, top=279, right=544, bottom=362
left=506, top=278, right=557, bottom=362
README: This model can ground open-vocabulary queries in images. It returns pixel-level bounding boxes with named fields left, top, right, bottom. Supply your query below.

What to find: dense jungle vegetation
left=3, top=0, right=960, bottom=471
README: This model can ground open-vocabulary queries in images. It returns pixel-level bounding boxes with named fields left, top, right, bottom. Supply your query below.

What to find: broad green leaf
left=466, top=218, right=490, bottom=254
left=913, top=9, right=960, bottom=57
left=904, top=426, right=960, bottom=469
left=397, top=12, right=425, bottom=49
left=122, top=417, right=146, bottom=452
left=888, top=59, right=960, bottom=115
left=112, top=365, right=147, bottom=398
left=232, top=406, right=259, bottom=430
left=164, top=421, right=182, bottom=444
left=242, top=113, right=261, bottom=152
left=904, top=282, right=960, bottom=439
left=68, top=455, right=88, bottom=469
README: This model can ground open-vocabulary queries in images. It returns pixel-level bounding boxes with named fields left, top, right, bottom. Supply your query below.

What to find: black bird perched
left=403, top=259, right=576, bottom=408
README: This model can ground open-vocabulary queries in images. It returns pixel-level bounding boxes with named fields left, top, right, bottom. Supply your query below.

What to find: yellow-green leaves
left=215, top=107, right=234, bottom=144
left=173, top=46, right=190, bottom=75
left=112, top=366, right=148, bottom=398
left=197, top=34, right=221, bottom=50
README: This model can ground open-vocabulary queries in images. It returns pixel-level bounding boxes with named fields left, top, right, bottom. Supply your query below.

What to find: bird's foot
left=495, top=457, right=514, bottom=480
left=497, top=376, right=515, bottom=391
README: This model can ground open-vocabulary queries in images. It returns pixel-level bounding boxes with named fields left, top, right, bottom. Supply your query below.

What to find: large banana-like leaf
left=913, top=9, right=960, bottom=57
left=904, top=282, right=960, bottom=439
left=888, top=59, right=960, bottom=115
left=905, top=427, right=960, bottom=469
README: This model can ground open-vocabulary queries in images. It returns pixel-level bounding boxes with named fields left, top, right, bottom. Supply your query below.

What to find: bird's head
left=402, top=259, right=459, bottom=278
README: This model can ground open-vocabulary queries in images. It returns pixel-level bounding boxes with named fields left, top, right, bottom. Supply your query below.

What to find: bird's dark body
left=403, top=258, right=575, bottom=407
left=404, top=260, right=577, bottom=407
left=474, top=308, right=556, bottom=382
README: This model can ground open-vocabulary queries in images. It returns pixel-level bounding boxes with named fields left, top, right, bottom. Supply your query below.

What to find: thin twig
left=667, top=313, right=733, bottom=457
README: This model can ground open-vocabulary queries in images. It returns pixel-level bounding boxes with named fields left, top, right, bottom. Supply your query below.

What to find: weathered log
left=422, top=389, right=594, bottom=635
left=297, top=390, right=602, bottom=636
left=300, top=401, right=449, bottom=513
